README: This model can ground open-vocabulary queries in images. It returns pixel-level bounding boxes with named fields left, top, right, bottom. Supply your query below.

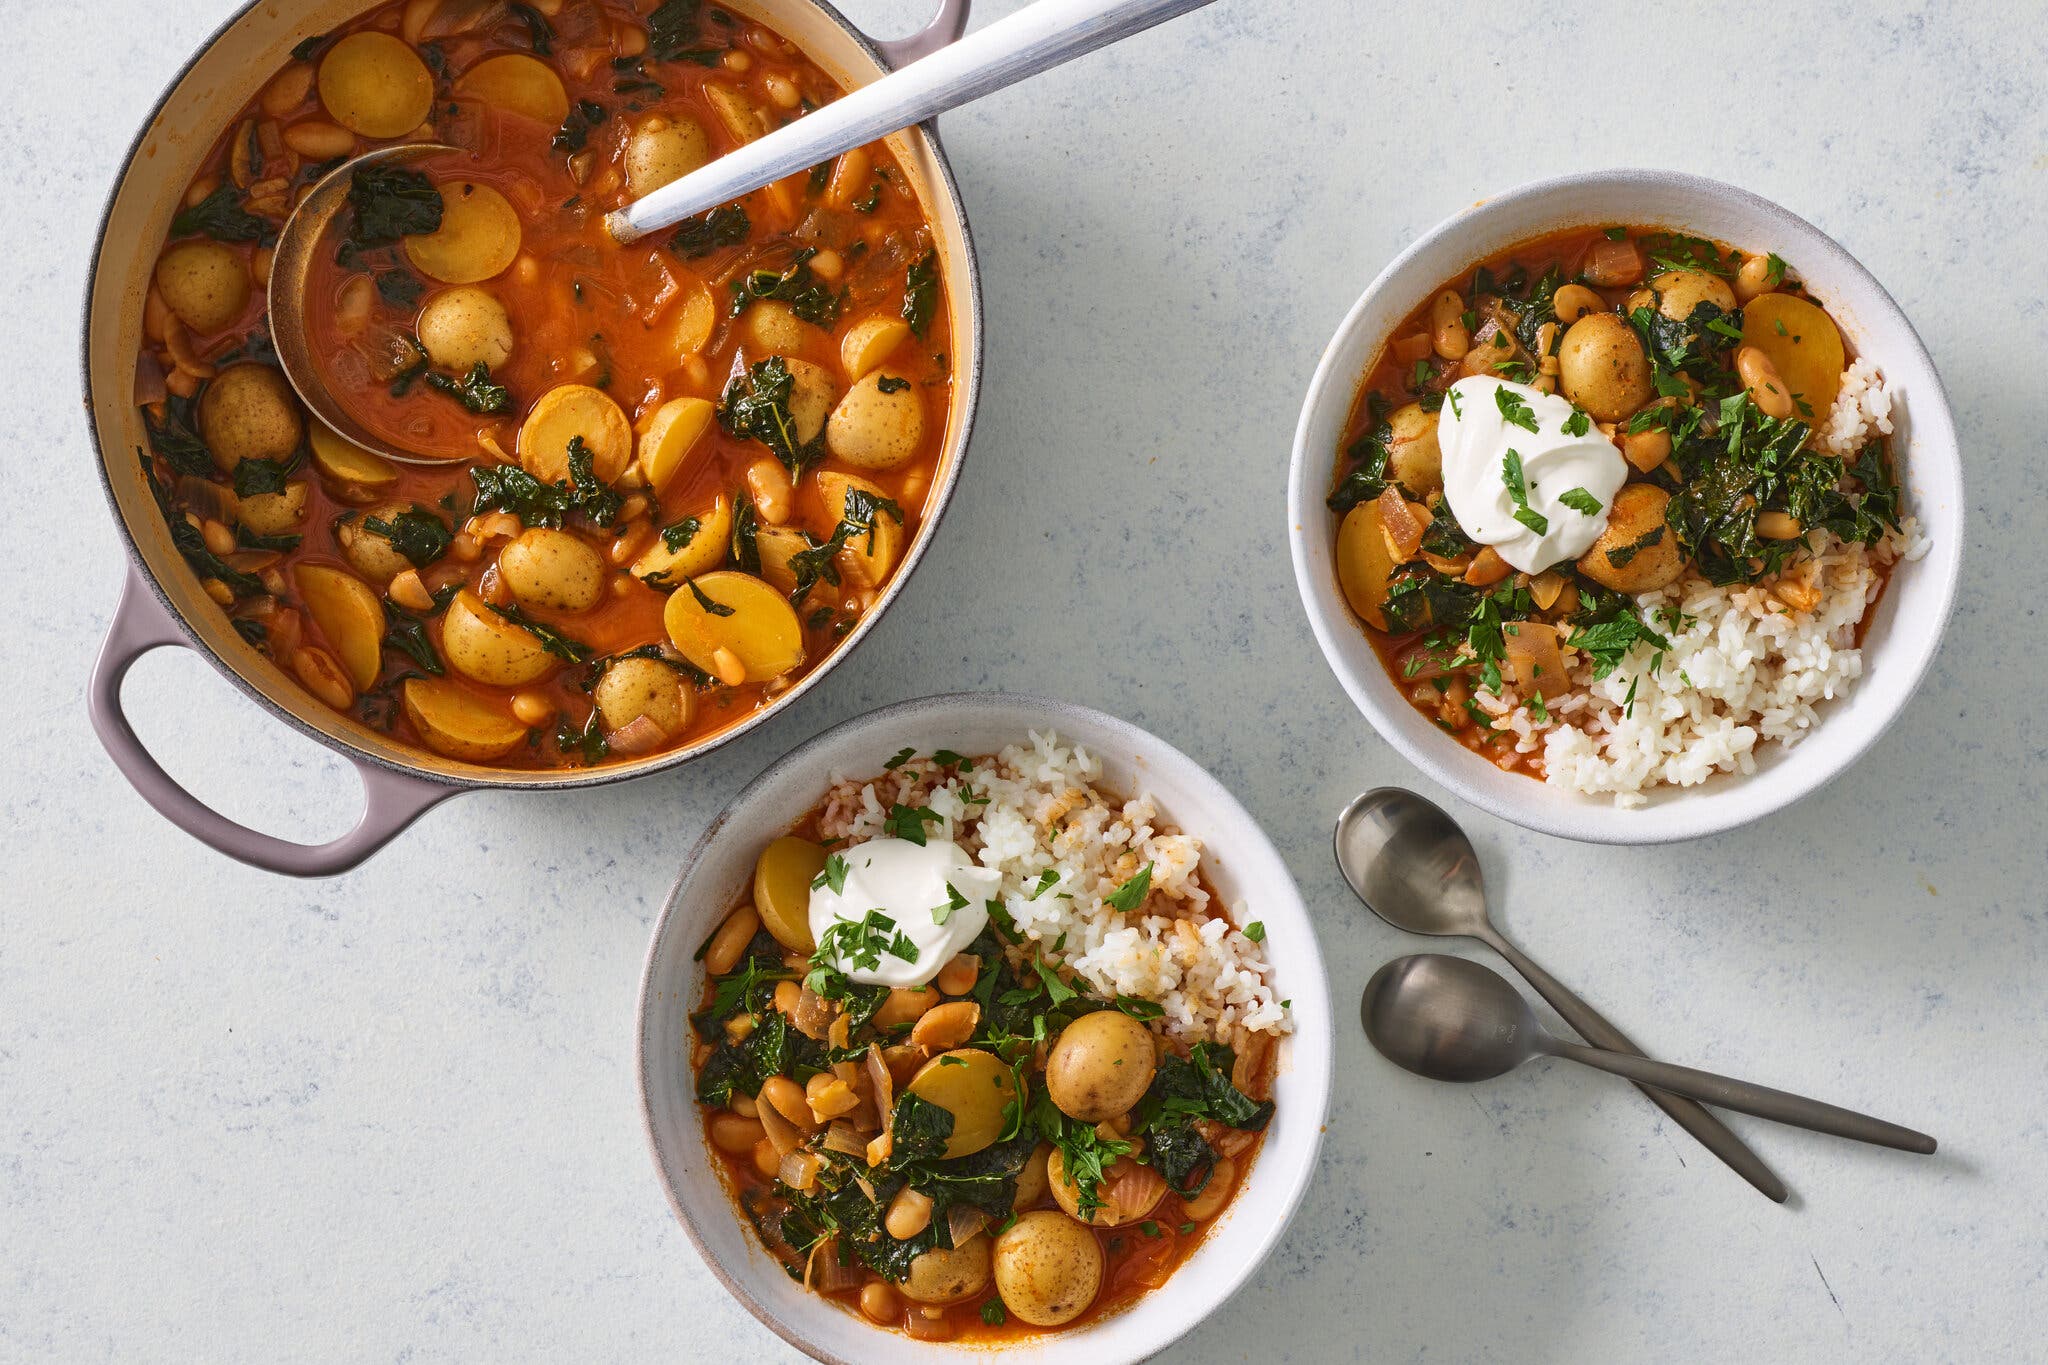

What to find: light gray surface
left=2, top=1, right=2042, bottom=1361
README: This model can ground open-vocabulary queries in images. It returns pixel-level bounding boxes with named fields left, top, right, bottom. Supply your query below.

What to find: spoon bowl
left=1335, top=787, right=1489, bottom=937
left=1362, top=953, right=1540, bottom=1083
left=266, top=142, right=464, bottom=467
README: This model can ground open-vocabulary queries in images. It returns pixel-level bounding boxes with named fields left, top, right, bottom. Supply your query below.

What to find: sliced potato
left=782, top=358, right=835, bottom=445
left=199, top=363, right=302, bottom=470
left=593, top=655, right=691, bottom=738
left=905, top=1049, right=1015, bottom=1159
left=1650, top=268, right=1737, bottom=322
left=744, top=301, right=807, bottom=354
left=337, top=501, right=417, bottom=583
left=498, top=528, right=604, bottom=611
left=452, top=52, right=569, bottom=127
left=752, top=835, right=826, bottom=954
left=636, top=396, right=715, bottom=492
left=1740, top=292, right=1846, bottom=418
left=703, top=83, right=770, bottom=143
left=825, top=372, right=923, bottom=471
left=237, top=479, right=308, bottom=537
left=294, top=563, right=386, bottom=691
left=1385, top=401, right=1443, bottom=497
left=1577, top=483, right=1685, bottom=593
left=633, top=494, right=731, bottom=587
left=417, top=286, right=513, bottom=371
left=308, top=420, right=399, bottom=489
left=404, top=182, right=521, bottom=285
left=317, top=32, right=434, bottom=139
left=672, top=277, right=716, bottom=356
left=840, top=315, right=911, bottom=379
left=753, top=524, right=812, bottom=597
left=441, top=588, right=556, bottom=685
left=624, top=114, right=712, bottom=196
left=403, top=677, right=528, bottom=761
left=517, top=383, right=632, bottom=484
left=155, top=240, right=250, bottom=333
left=661, top=571, right=803, bottom=683
left=816, top=470, right=903, bottom=589
left=1335, top=500, right=1399, bottom=631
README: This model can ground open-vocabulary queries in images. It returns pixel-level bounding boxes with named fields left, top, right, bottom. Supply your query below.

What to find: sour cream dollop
left=808, top=838, right=998, bottom=988
left=1437, top=376, right=1627, bottom=574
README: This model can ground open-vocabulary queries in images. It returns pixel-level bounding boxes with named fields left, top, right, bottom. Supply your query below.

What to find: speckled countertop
left=3, top=1, right=2044, bottom=1360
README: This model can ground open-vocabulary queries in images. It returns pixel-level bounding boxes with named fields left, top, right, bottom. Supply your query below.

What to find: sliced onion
left=604, top=714, right=667, bottom=757
left=821, top=1121, right=866, bottom=1159
left=1103, top=1158, right=1167, bottom=1225
left=777, top=1149, right=823, bottom=1192
left=792, top=987, right=835, bottom=1040
left=946, top=1205, right=987, bottom=1248
left=757, top=1095, right=801, bottom=1159
left=864, top=1043, right=894, bottom=1134
left=134, top=351, right=168, bottom=407
left=808, top=1242, right=863, bottom=1295
left=905, top=1308, right=955, bottom=1342
left=177, top=476, right=237, bottom=526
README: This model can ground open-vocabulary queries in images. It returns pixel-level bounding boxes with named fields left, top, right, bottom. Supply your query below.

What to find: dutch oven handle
left=871, top=0, right=972, bottom=67
left=88, top=566, right=455, bottom=878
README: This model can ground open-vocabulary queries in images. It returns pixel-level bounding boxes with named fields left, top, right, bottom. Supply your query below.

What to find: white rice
left=1472, top=364, right=1929, bottom=807
left=815, top=731, right=1290, bottom=1044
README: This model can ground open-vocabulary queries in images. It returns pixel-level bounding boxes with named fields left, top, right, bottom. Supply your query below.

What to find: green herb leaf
left=1558, top=487, right=1602, bottom=516
left=1104, top=863, right=1153, bottom=913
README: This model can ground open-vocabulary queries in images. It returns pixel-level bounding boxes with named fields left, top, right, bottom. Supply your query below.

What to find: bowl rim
left=80, top=0, right=985, bottom=793
left=1286, top=167, right=1965, bottom=844
left=634, top=690, right=1335, bottom=1363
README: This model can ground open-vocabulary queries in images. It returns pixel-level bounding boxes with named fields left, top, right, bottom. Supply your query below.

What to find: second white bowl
left=1286, top=169, right=1964, bottom=844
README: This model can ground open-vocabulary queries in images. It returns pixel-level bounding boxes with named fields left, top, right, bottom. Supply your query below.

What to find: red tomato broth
left=137, top=0, right=954, bottom=771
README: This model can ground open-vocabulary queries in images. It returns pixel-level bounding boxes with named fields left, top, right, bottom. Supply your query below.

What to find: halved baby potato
left=781, top=358, right=836, bottom=445
left=662, top=571, right=803, bottom=683
left=839, top=315, right=911, bottom=380
left=752, top=835, right=827, bottom=954
left=237, top=479, right=308, bottom=537
left=1741, top=292, right=1846, bottom=417
left=672, top=277, right=716, bottom=357
left=337, top=501, right=418, bottom=583
left=703, top=83, right=770, bottom=143
left=753, top=524, right=811, bottom=597
left=404, top=182, right=521, bottom=285
left=155, top=240, right=250, bottom=333
left=816, top=470, right=903, bottom=588
left=308, top=421, right=399, bottom=489
left=441, top=588, right=556, bottom=685
left=1335, top=500, right=1399, bottom=631
left=636, top=396, right=716, bottom=492
left=633, top=494, right=732, bottom=587
left=825, top=372, right=923, bottom=470
left=518, top=383, right=632, bottom=484
left=905, top=1049, right=1016, bottom=1159
left=317, top=32, right=434, bottom=139
left=402, top=677, right=527, bottom=761
left=624, top=114, right=712, bottom=197
left=294, top=563, right=386, bottom=692
left=452, top=53, right=569, bottom=128
left=744, top=301, right=807, bottom=355
left=498, top=528, right=605, bottom=611
left=199, top=363, right=302, bottom=470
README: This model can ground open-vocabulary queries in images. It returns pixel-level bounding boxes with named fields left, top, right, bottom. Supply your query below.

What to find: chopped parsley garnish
left=1560, top=406, right=1591, bottom=437
left=1565, top=614, right=1671, bottom=680
left=1242, top=921, right=1266, bottom=943
left=932, top=883, right=968, bottom=926
left=1495, top=384, right=1539, bottom=434
left=980, top=1301, right=1006, bottom=1326
left=811, top=853, right=849, bottom=894
left=1501, top=449, right=1549, bottom=535
left=1764, top=252, right=1790, bottom=287
left=1557, top=487, right=1602, bottom=517
left=811, top=909, right=919, bottom=977
left=1104, top=863, right=1153, bottom=913
left=1026, top=868, right=1061, bottom=900
left=884, top=803, right=942, bottom=845
left=883, top=746, right=915, bottom=769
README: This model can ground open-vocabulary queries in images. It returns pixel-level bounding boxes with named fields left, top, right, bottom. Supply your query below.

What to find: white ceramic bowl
left=636, top=693, right=1334, bottom=1364
left=1287, top=169, right=1964, bottom=844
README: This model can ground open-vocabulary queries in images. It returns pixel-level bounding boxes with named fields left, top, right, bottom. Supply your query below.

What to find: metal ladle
left=1335, top=786, right=1789, bottom=1201
left=1362, top=954, right=1938, bottom=1154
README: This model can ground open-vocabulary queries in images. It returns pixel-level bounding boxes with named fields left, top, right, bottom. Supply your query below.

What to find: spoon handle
left=606, top=0, right=1217, bottom=242
left=1551, top=1040, right=1937, bottom=1154
left=1480, top=929, right=1788, bottom=1203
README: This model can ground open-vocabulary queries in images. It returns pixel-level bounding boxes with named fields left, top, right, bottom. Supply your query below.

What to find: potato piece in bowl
left=661, top=571, right=803, bottom=684
left=199, top=364, right=302, bottom=471
left=840, top=315, right=911, bottom=380
left=815, top=470, right=903, bottom=589
left=403, top=677, right=527, bottom=761
left=992, top=1211, right=1104, bottom=1327
left=417, top=287, right=513, bottom=372
left=452, top=53, right=569, bottom=128
left=317, top=32, right=433, bottom=138
left=899, top=1236, right=991, bottom=1307
left=1046, top=1010, right=1157, bottom=1123
left=625, top=114, right=713, bottom=197
left=441, top=588, right=556, bottom=686
left=1558, top=312, right=1652, bottom=421
left=293, top=564, right=385, bottom=692
left=518, top=384, right=632, bottom=485
left=308, top=421, right=398, bottom=490
left=593, top=656, right=691, bottom=739
left=1335, top=500, right=1399, bottom=631
left=826, top=372, right=924, bottom=470
left=499, top=528, right=604, bottom=612
left=237, top=479, right=308, bottom=537
left=404, top=182, right=521, bottom=286
left=1577, top=483, right=1684, bottom=592
left=636, top=397, right=716, bottom=494
left=155, top=241, right=249, bottom=333
left=752, top=835, right=826, bottom=954
left=634, top=495, right=731, bottom=588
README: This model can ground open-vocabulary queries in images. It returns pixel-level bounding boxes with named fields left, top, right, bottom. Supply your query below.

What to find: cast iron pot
left=83, top=0, right=983, bottom=876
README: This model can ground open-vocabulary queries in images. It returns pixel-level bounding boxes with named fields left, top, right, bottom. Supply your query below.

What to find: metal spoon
left=1363, top=954, right=1938, bottom=1154
left=268, top=142, right=463, bottom=466
left=605, top=0, right=1219, bottom=243
left=1335, top=787, right=1790, bottom=1202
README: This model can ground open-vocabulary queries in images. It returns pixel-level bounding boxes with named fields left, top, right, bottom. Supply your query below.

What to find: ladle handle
left=1551, top=1040, right=1937, bottom=1154
left=605, top=0, right=1216, bottom=242
left=1481, top=929, right=1788, bottom=1202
